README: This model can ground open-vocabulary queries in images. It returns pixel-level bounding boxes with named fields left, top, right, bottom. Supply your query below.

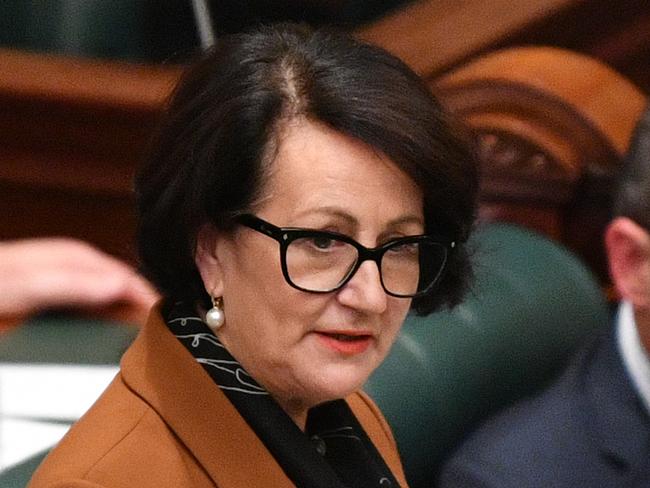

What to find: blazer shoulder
left=29, top=373, right=212, bottom=488
left=29, top=373, right=150, bottom=486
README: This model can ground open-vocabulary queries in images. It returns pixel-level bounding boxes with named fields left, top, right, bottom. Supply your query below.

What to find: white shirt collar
left=617, top=300, right=650, bottom=415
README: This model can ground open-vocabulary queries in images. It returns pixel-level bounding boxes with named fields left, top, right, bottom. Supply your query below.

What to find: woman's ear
left=195, top=224, right=226, bottom=297
left=605, top=217, right=650, bottom=307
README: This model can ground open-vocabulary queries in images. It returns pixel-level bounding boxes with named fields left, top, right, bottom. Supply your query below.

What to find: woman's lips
left=314, top=331, right=373, bottom=355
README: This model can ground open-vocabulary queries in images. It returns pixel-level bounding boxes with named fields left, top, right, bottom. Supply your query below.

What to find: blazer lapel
left=120, top=307, right=295, bottom=487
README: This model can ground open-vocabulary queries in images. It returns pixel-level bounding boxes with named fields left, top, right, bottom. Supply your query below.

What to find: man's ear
left=195, top=224, right=226, bottom=297
left=605, top=217, right=650, bottom=307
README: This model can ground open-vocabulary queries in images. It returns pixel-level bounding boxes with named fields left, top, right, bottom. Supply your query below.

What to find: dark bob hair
left=136, top=23, right=478, bottom=315
left=613, top=105, right=650, bottom=232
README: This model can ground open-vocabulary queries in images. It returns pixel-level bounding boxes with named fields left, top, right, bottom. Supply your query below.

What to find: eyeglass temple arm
left=236, top=214, right=283, bottom=239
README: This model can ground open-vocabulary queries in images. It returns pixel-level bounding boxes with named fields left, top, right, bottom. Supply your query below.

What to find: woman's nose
left=336, top=260, right=388, bottom=314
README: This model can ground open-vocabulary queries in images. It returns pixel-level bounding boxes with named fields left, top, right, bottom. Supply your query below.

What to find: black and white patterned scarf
left=164, top=300, right=401, bottom=488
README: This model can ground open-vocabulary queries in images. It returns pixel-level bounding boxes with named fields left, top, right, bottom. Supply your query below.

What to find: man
left=439, top=107, right=650, bottom=487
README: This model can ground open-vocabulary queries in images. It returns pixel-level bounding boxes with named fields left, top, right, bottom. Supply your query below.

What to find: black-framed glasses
left=235, top=214, right=455, bottom=298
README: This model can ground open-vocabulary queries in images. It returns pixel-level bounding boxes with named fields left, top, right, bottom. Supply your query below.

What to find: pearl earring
left=205, top=296, right=225, bottom=332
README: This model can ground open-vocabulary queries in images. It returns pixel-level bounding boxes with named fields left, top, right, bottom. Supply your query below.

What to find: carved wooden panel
left=434, top=46, right=647, bottom=282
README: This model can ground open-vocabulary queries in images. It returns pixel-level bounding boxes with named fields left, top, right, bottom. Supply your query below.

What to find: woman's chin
left=296, top=340, right=385, bottom=400
left=302, top=364, right=376, bottom=406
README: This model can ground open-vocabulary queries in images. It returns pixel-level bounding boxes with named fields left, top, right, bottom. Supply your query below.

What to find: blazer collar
left=582, top=326, right=650, bottom=469
left=120, top=305, right=295, bottom=487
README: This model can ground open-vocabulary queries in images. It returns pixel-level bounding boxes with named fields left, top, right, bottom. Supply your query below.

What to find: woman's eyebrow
left=385, top=215, right=424, bottom=228
left=293, top=207, right=358, bottom=227
left=292, top=208, right=424, bottom=232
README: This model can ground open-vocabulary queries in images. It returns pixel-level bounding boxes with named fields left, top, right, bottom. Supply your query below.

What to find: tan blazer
left=29, top=308, right=409, bottom=488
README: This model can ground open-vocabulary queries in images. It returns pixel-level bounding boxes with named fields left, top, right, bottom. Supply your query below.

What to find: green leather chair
left=365, top=222, right=609, bottom=487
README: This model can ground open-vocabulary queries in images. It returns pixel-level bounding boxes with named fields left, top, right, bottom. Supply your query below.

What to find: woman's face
left=196, top=119, right=424, bottom=426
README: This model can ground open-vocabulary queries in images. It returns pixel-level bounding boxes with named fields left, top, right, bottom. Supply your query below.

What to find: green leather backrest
left=365, top=223, right=609, bottom=488
left=0, top=316, right=138, bottom=365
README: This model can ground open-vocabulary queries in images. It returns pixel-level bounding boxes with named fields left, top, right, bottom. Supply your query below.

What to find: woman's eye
left=388, top=242, right=418, bottom=255
left=312, top=236, right=335, bottom=250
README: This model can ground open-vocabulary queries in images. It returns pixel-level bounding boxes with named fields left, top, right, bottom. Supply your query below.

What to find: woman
left=29, top=23, right=477, bottom=488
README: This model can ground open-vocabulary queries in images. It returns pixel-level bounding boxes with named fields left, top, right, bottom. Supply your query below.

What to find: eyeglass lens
left=284, top=236, right=447, bottom=296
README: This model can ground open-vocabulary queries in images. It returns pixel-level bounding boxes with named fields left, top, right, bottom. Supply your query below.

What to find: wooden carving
left=433, top=46, right=647, bottom=283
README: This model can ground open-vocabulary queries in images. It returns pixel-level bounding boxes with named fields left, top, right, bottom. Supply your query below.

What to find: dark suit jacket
left=438, top=326, right=650, bottom=487
left=28, top=307, right=408, bottom=488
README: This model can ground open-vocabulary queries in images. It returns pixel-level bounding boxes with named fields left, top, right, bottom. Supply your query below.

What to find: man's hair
left=613, top=106, right=650, bottom=231
left=136, top=23, right=479, bottom=315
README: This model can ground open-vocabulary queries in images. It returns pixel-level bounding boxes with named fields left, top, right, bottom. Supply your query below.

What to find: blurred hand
left=0, top=238, right=158, bottom=325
